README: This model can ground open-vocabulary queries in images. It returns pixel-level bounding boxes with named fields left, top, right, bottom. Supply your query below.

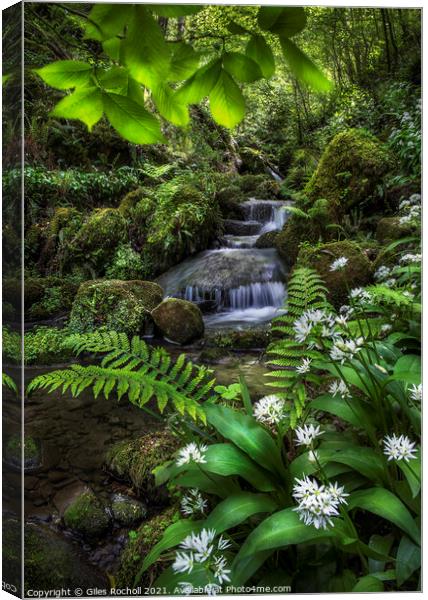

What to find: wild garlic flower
left=400, top=253, right=422, bottom=264
left=295, top=424, right=324, bottom=447
left=173, top=529, right=232, bottom=586
left=383, top=434, right=418, bottom=462
left=180, top=489, right=208, bottom=517
left=254, top=395, right=287, bottom=426
left=409, top=384, right=422, bottom=403
left=330, top=256, right=349, bottom=272
left=330, top=337, right=364, bottom=364
left=374, top=265, right=391, bottom=281
left=329, top=379, right=351, bottom=399
left=335, top=314, right=349, bottom=328
left=380, top=324, right=392, bottom=334
left=296, top=358, right=312, bottom=374
left=340, top=305, right=354, bottom=317
left=383, top=278, right=397, bottom=288
left=176, top=442, right=208, bottom=466
left=349, top=287, right=372, bottom=304
left=308, top=450, right=319, bottom=463
left=409, top=193, right=421, bottom=203
left=292, top=476, right=348, bottom=530
left=293, top=309, right=337, bottom=345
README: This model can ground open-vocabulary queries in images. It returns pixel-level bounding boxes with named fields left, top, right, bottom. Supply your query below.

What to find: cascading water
left=157, top=197, right=291, bottom=329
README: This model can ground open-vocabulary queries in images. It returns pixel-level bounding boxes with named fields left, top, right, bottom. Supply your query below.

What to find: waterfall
left=182, top=281, right=285, bottom=310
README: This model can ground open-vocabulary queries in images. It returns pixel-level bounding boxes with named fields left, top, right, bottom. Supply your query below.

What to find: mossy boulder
left=282, top=147, right=318, bottom=191
left=152, top=298, right=204, bottom=344
left=215, top=186, right=245, bottom=219
left=111, top=494, right=148, bottom=527
left=255, top=230, right=279, bottom=248
left=207, top=327, right=272, bottom=349
left=105, top=430, right=179, bottom=503
left=238, top=174, right=280, bottom=197
left=3, top=435, right=42, bottom=472
left=69, top=279, right=163, bottom=336
left=24, top=522, right=108, bottom=593
left=376, top=216, right=415, bottom=244
left=37, top=207, right=84, bottom=271
left=297, top=240, right=373, bottom=307
left=116, top=507, right=178, bottom=588
left=63, top=489, right=111, bottom=540
left=4, top=276, right=79, bottom=320
left=304, top=129, right=390, bottom=217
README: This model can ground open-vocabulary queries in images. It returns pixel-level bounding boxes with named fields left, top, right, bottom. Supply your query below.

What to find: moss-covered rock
left=24, top=522, right=108, bottom=593
left=3, top=435, right=42, bottom=472
left=297, top=240, right=373, bottom=307
left=37, top=207, right=84, bottom=272
left=376, top=216, right=415, bottom=244
left=105, top=430, right=179, bottom=503
left=215, top=186, right=245, bottom=219
left=206, top=327, right=272, bottom=349
left=238, top=174, right=280, bottom=197
left=63, top=489, right=111, bottom=540
left=116, top=507, right=178, bottom=588
left=111, top=494, right=148, bottom=527
left=282, top=147, right=318, bottom=192
left=4, top=276, right=79, bottom=320
left=255, top=230, right=279, bottom=248
left=304, top=129, right=390, bottom=217
left=152, top=298, right=204, bottom=344
left=69, top=279, right=163, bottom=336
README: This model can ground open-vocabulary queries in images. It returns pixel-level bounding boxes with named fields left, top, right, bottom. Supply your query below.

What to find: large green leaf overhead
left=50, top=87, right=103, bottom=130
left=246, top=35, right=275, bottom=78
left=258, top=7, right=307, bottom=37
left=223, top=52, right=263, bottom=83
left=35, top=60, right=93, bottom=90
left=209, top=70, right=246, bottom=128
left=84, top=4, right=132, bottom=41
left=281, top=38, right=332, bottom=92
left=103, top=92, right=165, bottom=143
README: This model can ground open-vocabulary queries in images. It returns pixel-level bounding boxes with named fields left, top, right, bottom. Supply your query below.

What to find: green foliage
left=27, top=331, right=215, bottom=424
left=2, top=327, right=21, bottom=364
left=24, top=326, right=76, bottom=366
left=2, top=372, right=18, bottom=395
left=105, top=244, right=146, bottom=280
left=34, top=5, right=331, bottom=140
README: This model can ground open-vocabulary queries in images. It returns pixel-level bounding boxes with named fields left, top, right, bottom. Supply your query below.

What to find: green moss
left=151, top=298, right=204, bottom=344
left=24, top=326, right=75, bottom=365
left=116, top=507, right=179, bottom=588
left=207, top=328, right=271, bottom=349
left=376, top=216, right=415, bottom=244
left=282, top=148, right=318, bottom=191
left=63, top=490, right=111, bottom=540
left=111, top=494, right=148, bottom=527
left=69, top=279, right=163, bottom=336
left=297, top=240, right=373, bottom=307
left=304, top=128, right=391, bottom=217
left=105, top=244, right=147, bottom=280
left=118, top=188, right=147, bottom=216
left=2, top=327, right=21, bottom=364
left=105, top=430, right=179, bottom=501
left=255, top=230, right=279, bottom=248
left=3, top=435, right=41, bottom=470
left=215, top=186, right=245, bottom=219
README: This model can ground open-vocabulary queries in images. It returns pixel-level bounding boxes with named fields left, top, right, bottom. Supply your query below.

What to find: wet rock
left=152, top=298, right=204, bottom=344
left=223, top=219, right=262, bottom=236
left=376, top=216, right=415, bottom=244
left=3, top=435, right=42, bottom=472
left=111, top=493, right=148, bottom=527
left=255, top=230, right=279, bottom=248
left=63, top=488, right=111, bottom=540
left=105, top=429, right=179, bottom=503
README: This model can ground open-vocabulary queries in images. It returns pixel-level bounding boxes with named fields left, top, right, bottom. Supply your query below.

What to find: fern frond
left=2, top=372, right=17, bottom=395
left=27, top=331, right=215, bottom=423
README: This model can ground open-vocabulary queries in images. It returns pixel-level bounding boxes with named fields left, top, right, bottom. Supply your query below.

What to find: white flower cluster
left=349, top=287, right=372, bottom=304
left=409, top=383, right=422, bottom=403
left=253, top=395, right=288, bottom=426
left=181, top=489, right=208, bottom=517
left=293, top=309, right=338, bottom=346
left=399, top=194, right=421, bottom=225
left=374, top=265, right=391, bottom=281
left=330, top=337, right=364, bottom=364
left=296, top=357, right=312, bottom=374
left=295, top=424, right=324, bottom=447
left=176, top=442, right=208, bottom=467
left=400, top=253, right=422, bottom=264
left=173, top=529, right=231, bottom=586
left=383, top=434, right=418, bottom=462
left=330, top=256, right=349, bottom=272
left=329, top=379, right=351, bottom=399
left=292, top=476, right=348, bottom=530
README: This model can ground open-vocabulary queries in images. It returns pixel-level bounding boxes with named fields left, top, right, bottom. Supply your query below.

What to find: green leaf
left=227, top=21, right=248, bottom=35
left=310, top=394, right=372, bottom=430
left=397, top=451, right=421, bottom=498
left=175, top=59, right=221, bottom=105
left=205, top=492, right=277, bottom=532
left=205, top=404, right=283, bottom=476
left=239, top=375, right=253, bottom=416
left=85, top=4, right=132, bottom=41
left=35, top=60, right=93, bottom=90
left=209, top=69, right=245, bottom=128
left=102, top=92, right=165, bottom=144
left=368, top=534, right=394, bottom=574
left=348, top=488, right=420, bottom=545
left=352, top=575, right=384, bottom=592
left=151, top=83, right=189, bottom=126
left=102, top=38, right=121, bottom=61
left=139, top=519, right=203, bottom=578
left=322, top=445, right=386, bottom=484
left=280, top=37, right=332, bottom=92
left=97, top=66, right=128, bottom=94
left=223, top=52, right=263, bottom=83
left=258, top=7, right=307, bottom=37
left=394, top=354, right=421, bottom=377
left=50, top=87, right=103, bottom=131
left=127, top=78, right=146, bottom=105
left=148, top=5, right=203, bottom=17
left=169, top=43, right=200, bottom=81
left=123, top=6, right=170, bottom=89
left=396, top=536, right=421, bottom=586
left=246, top=35, right=275, bottom=78
left=232, top=508, right=334, bottom=584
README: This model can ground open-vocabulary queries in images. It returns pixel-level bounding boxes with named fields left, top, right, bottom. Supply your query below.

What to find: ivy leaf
left=280, top=38, right=332, bottom=92
left=223, top=52, right=263, bottom=83
left=258, top=7, right=307, bottom=36
left=209, top=69, right=245, bottom=128
left=148, top=5, right=203, bottom=17
left=169, top=43, right=201, bottom=81
left=123, top=6, right=171, bottom=89
left=246, top=35, right=275, bottom=78
left=84, top=4, right=132, bottom=41
left=151, top=83, right=190, bottom=126
left=35, top=60, right=93, bottom=90
left=50, top=87, right=103, bottom=131
left=97, top=66, right=128, bottom=94
left=175, top=59, right=222, bottom=105
left=102, top=92, right=165, bottom=144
